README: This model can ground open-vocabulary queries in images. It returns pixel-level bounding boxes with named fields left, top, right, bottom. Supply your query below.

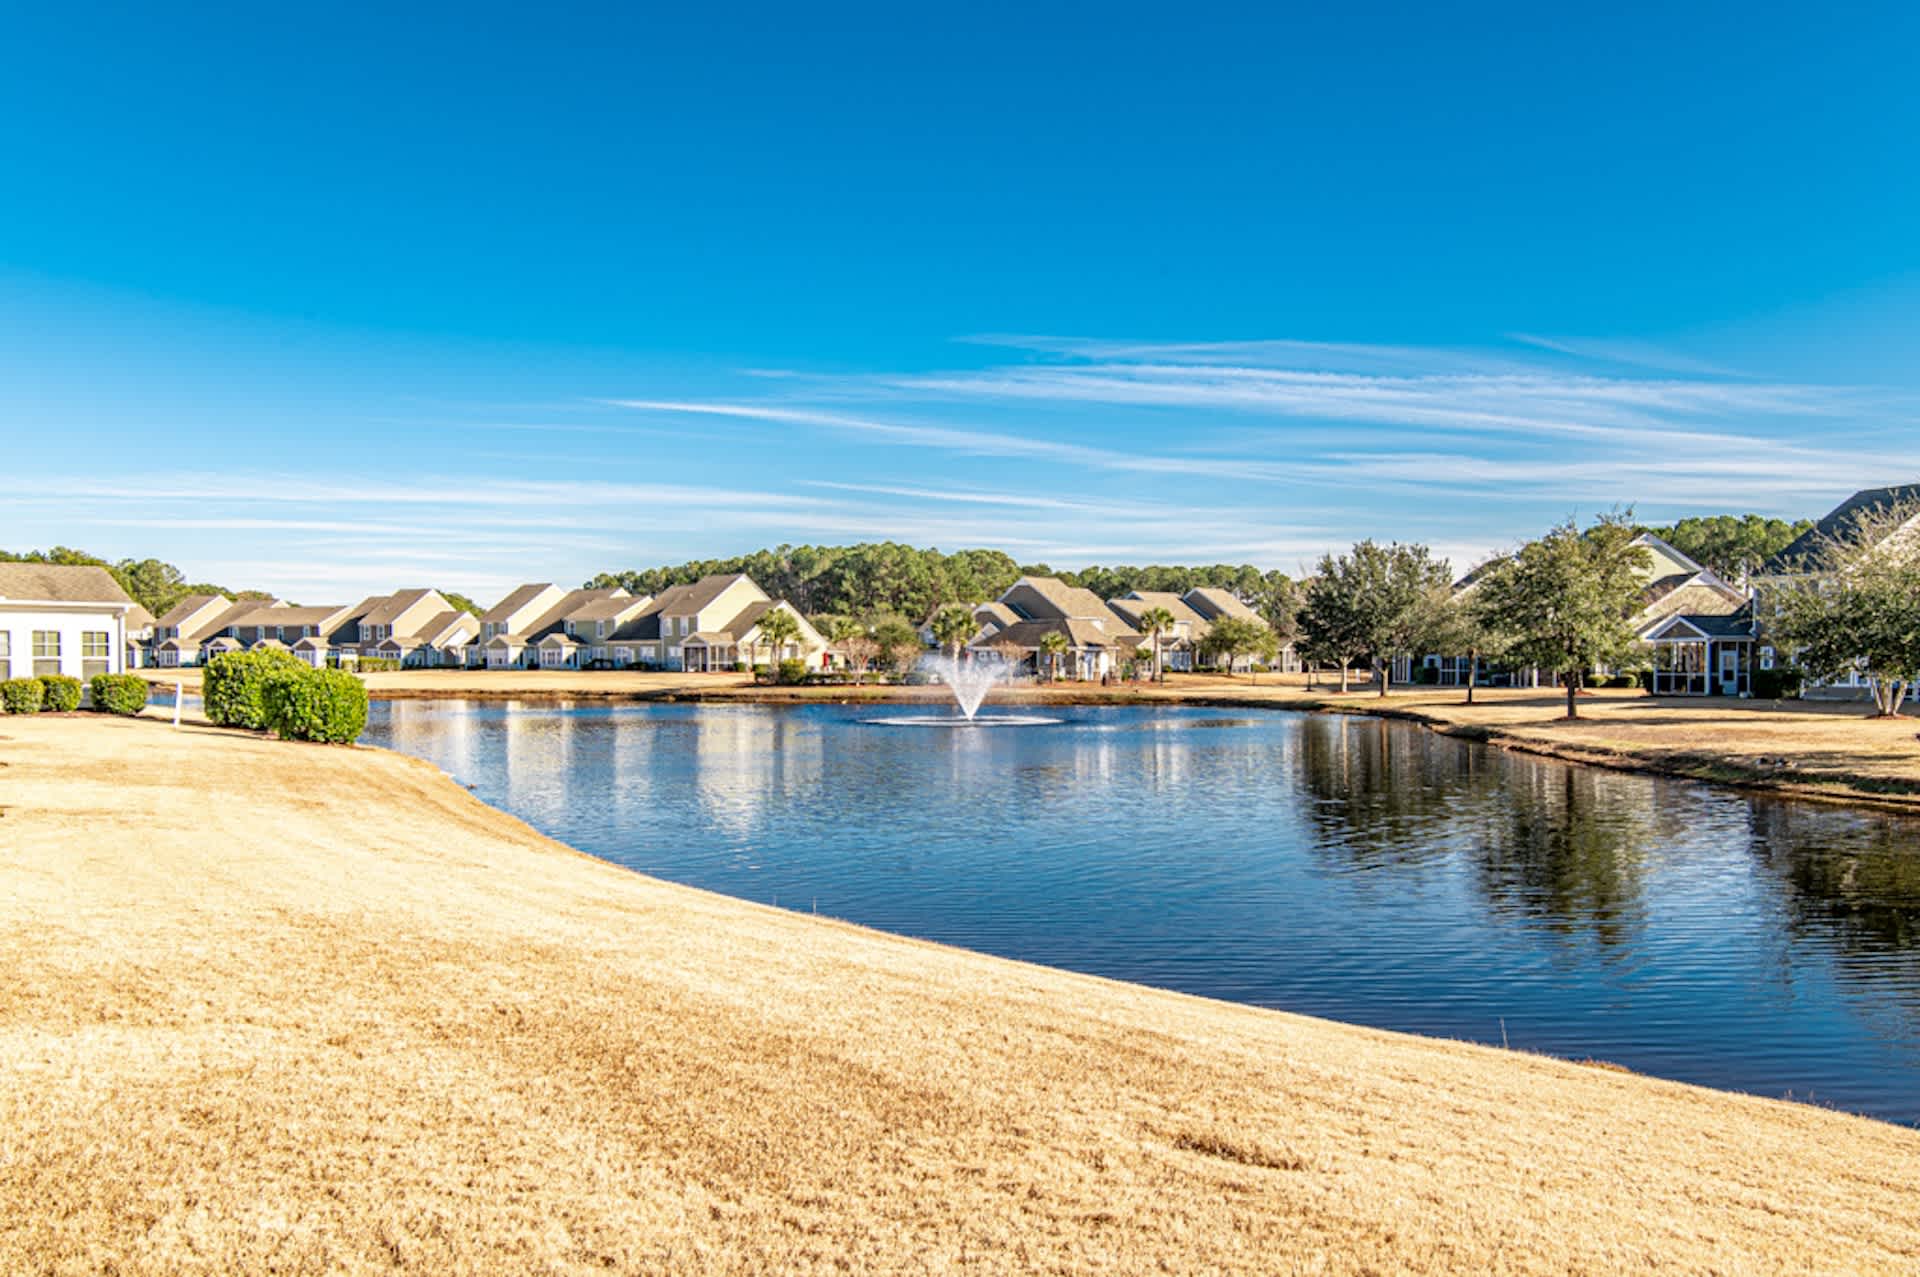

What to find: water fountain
left=865, top=652, right=1059, bottom=726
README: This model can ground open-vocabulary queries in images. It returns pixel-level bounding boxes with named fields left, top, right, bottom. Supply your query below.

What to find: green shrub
left=1753, top=665, right=1805, bottom=700
left=90, top=673, right=150, bottom=716
left=1, top=677, right=45, bottom=714
left=203, top=649, right=304, bottom=729
left=37, top=674, right=82, bottom=712
left=776, top=658, right=809, bottom=685
left=353, top=657, right=401, bottom=673
left=263, top=667, right=368, bottom=743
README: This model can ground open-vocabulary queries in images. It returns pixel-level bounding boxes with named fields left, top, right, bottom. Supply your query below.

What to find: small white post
left=173, top=679, right=183, bottom=728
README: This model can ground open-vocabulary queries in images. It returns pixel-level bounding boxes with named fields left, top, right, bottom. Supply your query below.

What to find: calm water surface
left=361, top=700, right=1920, bottom=1125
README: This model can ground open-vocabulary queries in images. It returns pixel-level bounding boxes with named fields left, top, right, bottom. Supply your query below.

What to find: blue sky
left=3, top=3, right=1917, bottom=602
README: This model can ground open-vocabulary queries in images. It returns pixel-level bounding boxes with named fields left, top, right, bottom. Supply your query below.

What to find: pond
left=360, top=700, right=1920, bottom=1126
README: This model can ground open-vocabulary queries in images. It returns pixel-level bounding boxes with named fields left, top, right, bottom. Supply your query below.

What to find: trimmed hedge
left=776, top=658, right=809, bottom=685
left=262, top=667, right=368, bottom=744
left=2, top=677, right=45, bottom=714
left=203, top=649, right=304, bottom=729
left=38, top=674, right=82, bottom=712
left=90, top=673, right=150, bottom=716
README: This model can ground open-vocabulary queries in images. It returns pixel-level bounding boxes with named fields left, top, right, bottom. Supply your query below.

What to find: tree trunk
left=1377, top=659, right=1389, bottom=697
left=1565, top=671, right=1579, bottom=720
left=1465, top=652, right=1477, bottom=705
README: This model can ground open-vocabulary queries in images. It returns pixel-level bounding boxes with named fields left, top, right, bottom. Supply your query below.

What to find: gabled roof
left=0, top=562, right=135, bottom=606
left=416, top=610, right=478, bottom=646
left=656, top=573, right=759, bottom=615
left=1764, top=484, right=1920, bottom=573
left=567, top=592, right=645, bottom=622
left=1003, top=575, right=1118, bottom=623
left=520, top=588, right=626, bottom=641
left=972, top=618, right=1129, bottom=650
left=721, top=599, right=778, bottom=640
left=1183, top=587, right=1263, bottom=624
left=362, top=588, right=439, bottom=628
left=1111, top=592, right=1210, bottom=634
left=198, top=598, right=273, bottom=641
left=606, top=610, right=666, bottom=642
left=124, top=604, right=156, bottom=631
left=1644, top=609, right=1755, bottom=641
left=480, top=583, right=562, bottom=625
left=972, top=601, right=1020, bottom=629
left=155, top=593, right=230, bottom=628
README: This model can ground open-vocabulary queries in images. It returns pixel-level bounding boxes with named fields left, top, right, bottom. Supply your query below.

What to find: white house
left=0, top=563, right=134, bottom=682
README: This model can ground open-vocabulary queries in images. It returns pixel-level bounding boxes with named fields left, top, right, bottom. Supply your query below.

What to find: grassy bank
left=3, top=714, right=1917, bottom=1273
left=145, top=667, right=1920, bottom=809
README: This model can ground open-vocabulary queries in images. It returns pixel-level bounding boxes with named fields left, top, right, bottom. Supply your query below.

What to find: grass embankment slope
left=4, top=716, right=1918, bottom=1273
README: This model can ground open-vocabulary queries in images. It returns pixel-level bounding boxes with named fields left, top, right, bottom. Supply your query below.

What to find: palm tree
left=1038, top=631, right=1071, bottom=683
left=755, top=608, right=803, bottom=683
left=1136, top=606, right=1175, bottom=683
left=929, top=605, right=976, bottom=661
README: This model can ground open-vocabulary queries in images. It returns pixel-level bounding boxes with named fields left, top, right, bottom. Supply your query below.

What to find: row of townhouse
left=126, top=572, right=831, bottom=673
left=1404, top=484, right=1920, bottom=698
left=934, top=575, right=1293, bottom=681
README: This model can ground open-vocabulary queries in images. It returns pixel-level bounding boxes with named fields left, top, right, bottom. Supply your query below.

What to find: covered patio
left=1644, top=614, right=1754, bottom=697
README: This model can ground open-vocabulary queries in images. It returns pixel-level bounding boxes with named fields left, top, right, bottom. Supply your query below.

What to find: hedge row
left=39, top=674, right=82, bottom=712
left=90, top=673, right=151, bottom=716
left=262, top=667, right=368, bottom=743
left=203, top=650, right=305, bottom=730
left=1, top=678, right=44, bottom=714
left=202, top=650, right=367, bottom=743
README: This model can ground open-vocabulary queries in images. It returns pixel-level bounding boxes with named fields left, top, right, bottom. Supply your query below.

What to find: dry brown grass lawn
left=3, top=714, right=1917, bottom=1273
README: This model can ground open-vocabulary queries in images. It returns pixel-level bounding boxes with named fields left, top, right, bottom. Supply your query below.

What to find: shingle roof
left=516, top=588, right=625, bottom=641
left=362, top=588, right=437, bottom=627
left=1765, top=485, right=1920, bottom=573
left=1111, top=592, right=1210, bottom=634
left=721, top=599, right=778, bottom=639
left=416, top=610, right=476, bottom=645
left=1183, top=587, right=1262, bottom=623
left=974, top=618, right=1129, bottom=650
left=972, top=601, right=1020, bottom=628
left=567, top=592, right=645, bottom=622
left=479, top=583, right=561, bottom=625
left=238, top=604, right=348, bottom=627
left=156, top=594, right=228, bottom=628
left=660, top=573, right=755, bottom=614
left=197, top=598, right=273, bottom=641
left=0, top=563, right=135, bottom=606
left=124, top=604, right=156, bottom=630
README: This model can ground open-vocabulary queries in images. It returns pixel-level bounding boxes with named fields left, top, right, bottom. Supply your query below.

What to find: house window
left=0, top=631, right=9, bottom=673
left=82, top=631, right=111, bottom=679
left=1760, top=646, right=1775, bottom=671
left=33, top=630, right=62, bottom=676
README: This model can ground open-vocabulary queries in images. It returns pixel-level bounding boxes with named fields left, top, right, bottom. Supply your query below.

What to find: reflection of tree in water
left=1296, top=717, right=1663, bottom=944
left=1751, top=806, right=1920, bottom=998
left=1462, top=762, right=1665, bottom=946
left=1295, top=716, right=1484, bottom=869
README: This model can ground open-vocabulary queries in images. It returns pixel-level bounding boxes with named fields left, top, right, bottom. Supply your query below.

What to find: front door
left=1718, top=645, right=1740, bottom=696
